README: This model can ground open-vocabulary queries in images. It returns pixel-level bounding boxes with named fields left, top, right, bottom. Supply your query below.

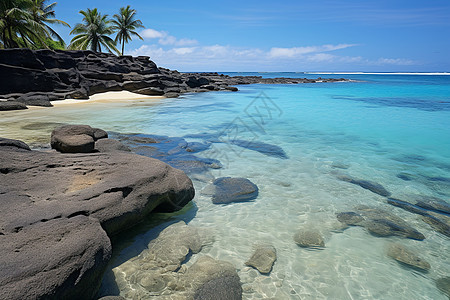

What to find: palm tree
left=111, top=5, right=144, bottom=56
left=29, top=0, right=69, bottom=47
left=0, top=0, right=34, bottom=48
left=0, top=0, right=67, bottom=49
left=69, top=8, right=119, bottom=54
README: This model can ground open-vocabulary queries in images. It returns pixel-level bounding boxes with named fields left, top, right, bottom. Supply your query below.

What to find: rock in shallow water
left=0, top=137, right=194, bottom=299
left=338, top=175, right=391, bottom=197
left=336, top=206, right=425, bottom=240
left=112, top=222, right=242, bottom=299
left=293, top=230, right=325, bottom=248
left=245, top=245, right=277, bottom=274
left=387, top=243, right=430, bottom=271
left=436, top=277, right=450, bottom=299
left=51, top=124, right=108, bottom=153
left=212, top=177, right=259, bottom=204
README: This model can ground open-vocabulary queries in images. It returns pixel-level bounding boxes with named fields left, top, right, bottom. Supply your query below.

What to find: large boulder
left=0, top=137, right=195, bottom=299
left=51, top=125, right=108, bottom=153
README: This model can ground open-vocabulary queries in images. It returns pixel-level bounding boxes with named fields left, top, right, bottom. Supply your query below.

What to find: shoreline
left=50, top=91, right=165, bottom=107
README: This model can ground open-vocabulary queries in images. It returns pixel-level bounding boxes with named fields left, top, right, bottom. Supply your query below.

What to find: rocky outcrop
left=51, top=124, right=108, bottom=153
left=0, top=49, right=348, bottom=110
left=0, top=136, right=195, bottom=299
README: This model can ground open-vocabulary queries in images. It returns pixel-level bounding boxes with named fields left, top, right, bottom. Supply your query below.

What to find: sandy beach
left=50, top=91, right=165, bottom=107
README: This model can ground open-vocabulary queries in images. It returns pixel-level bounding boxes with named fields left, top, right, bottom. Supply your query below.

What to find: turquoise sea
left=0, top=73, right=449, bottom=299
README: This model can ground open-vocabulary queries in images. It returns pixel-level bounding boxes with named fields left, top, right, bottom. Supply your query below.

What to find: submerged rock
left=293, top=229, right=325, bottom=248
left=387, top=243, right=430, bottom=271
left=245, top=245, right=277, bottom=274
left=336, top=206, right=425, bottom=240
left=436, top=277, right=450, bottom=299
left=0, top=136, right=194, bottom=300
left=338, top=175, right=391, bottom=197
left=211, top=177, right=259, bottom=204
left=421, top=213, right=450, bottom=238
left=415, top=196, right=450, bottom=215
left=229, top=139, right=288, bottom=159
left=112, top=222, right=242, bottom=299
left=336, top=212, right=364, bottom=225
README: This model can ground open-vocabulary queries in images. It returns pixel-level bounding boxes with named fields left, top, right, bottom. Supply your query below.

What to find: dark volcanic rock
left=211, top=177, right=259, bottom=204
left=0, top=137, right=31, bottom=151
left=338, top=175, right=391, bottom=197
left=0, top=136, right=194, bottom=300
left=0, top=49, right=348, bottom=111
left=51, top=124, right=107, bottom=153
left=95, top=138, right=131, bottom=152
left=0, top=101, right=28, bottom=111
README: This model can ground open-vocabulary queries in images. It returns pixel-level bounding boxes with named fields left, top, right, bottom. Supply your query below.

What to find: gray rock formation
left=387, top=243, right=430, bottom=271
left=245, top=245, right=277, bottom=274
left=0, top=101, right=27, bottom=110
left=0, top=137, right=194, bottom=299
left=95, top=138, right=131, bottom=152
left=0, top=49, right=348, bottom=110
left=51, top=124, right=108, bottom=153
left=294, top=229, right=325, bottom=248
left=211, top=177, right=259, bottom=204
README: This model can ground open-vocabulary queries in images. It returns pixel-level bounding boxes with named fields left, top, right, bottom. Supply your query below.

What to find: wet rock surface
left=0, top=133, right=194, bottom=299
left=110, top=132, right=221, bottom=175
left=337, top=206, right=425, bottom=240
left=0, top=49, right=348, bottom=110
left=293, top=229, right=325, bottom=248
left=387, top=243, right=431, bottom=271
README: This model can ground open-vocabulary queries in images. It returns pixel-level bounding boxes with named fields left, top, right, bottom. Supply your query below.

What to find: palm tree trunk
left=121, top=37, right=124, bottom=56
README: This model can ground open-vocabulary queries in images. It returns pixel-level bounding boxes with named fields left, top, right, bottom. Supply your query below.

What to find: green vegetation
left=0, top=2, right=145, bottom=55
left=111, top=5, right=144, bottom=56
left=69, top=8, right=119, bottom=54
left=0, top=0, right=69, bottom=49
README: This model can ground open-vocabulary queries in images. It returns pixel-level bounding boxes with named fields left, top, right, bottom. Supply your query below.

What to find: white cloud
left=375, top=58, right=415, bottom=65
left=130, top=43, right=417, bottom=71
left=269, top=44, right=357, bottom=58
left=141, top=28, right=165, bottom=39
left=140, top=28, right=198, bottom=47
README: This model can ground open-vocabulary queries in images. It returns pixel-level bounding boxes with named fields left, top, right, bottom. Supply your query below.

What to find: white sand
left=50, top=91, right=164, bottom=106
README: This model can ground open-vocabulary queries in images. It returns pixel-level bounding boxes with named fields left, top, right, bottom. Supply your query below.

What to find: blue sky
left=53, top=0, right=450, bottom=72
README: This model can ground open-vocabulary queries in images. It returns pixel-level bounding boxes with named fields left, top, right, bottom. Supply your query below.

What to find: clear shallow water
left=1, top=74, right=449, bottom=299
